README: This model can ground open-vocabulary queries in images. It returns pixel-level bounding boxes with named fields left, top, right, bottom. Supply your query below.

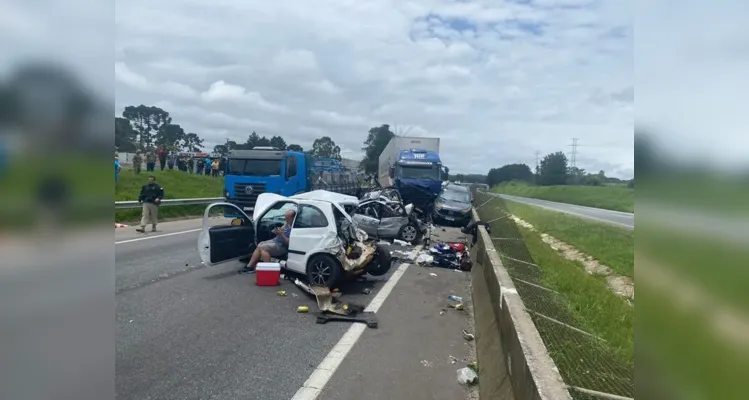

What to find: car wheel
left=365, top=244, right=392, bottom=277
left=398, top=222, right=420, bottom=245
left=306, top=254, right=340, bottom=287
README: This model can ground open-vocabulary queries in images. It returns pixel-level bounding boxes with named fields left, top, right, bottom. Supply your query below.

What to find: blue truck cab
left=388, top=149, right=447, bottom=208
left=223, top=148, right=360, bottom=213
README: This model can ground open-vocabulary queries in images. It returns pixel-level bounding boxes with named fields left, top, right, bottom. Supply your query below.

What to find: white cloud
left=115, top=0, right=635, bottom=177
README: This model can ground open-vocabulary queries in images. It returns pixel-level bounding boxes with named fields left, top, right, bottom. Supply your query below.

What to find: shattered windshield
left=440, top=190, right=470, bottom=204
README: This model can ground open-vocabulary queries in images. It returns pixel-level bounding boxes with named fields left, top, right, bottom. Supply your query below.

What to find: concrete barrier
left=470, top=208, right=572, bottom=400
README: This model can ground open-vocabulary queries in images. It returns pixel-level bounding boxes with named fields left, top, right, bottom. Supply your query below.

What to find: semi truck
left=377, top=136, right=447, bottom=208
left=223, top=148, right=360, bottom=213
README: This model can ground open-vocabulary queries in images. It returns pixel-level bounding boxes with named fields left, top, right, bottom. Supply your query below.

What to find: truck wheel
left=398, top=223, right=420, bottom=245
left=306, top=254, right=340, bottom=287
left=365, top=244, right=392, bottom=277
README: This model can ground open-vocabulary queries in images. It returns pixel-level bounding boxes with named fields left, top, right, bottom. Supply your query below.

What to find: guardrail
left=115, top=197, right=224, bottom=209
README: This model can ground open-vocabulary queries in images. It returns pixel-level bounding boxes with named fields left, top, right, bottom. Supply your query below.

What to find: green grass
left=115, top=170, right=224, bottom=222
left=476, top=192, right=634, bottom=366
left=503, top=200, right=634, bottom=278
left=491, top=181, right=634, bottom=213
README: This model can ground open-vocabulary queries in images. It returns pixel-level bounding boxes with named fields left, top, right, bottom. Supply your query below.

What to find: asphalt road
left=488, top=193, right=635, bottom=229
left=116, top=218, right=476, bottom=400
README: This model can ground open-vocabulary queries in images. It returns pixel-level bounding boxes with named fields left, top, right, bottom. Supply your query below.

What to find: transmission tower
left=534, top=150, right=540, bottom=184
left=570, top=138, right=579, bottom=184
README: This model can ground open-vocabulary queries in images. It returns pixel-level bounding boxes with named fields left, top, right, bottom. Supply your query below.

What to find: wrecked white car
left=352, top=188, right=425, bottom=244
left=198, top=192, right=390, bottom=287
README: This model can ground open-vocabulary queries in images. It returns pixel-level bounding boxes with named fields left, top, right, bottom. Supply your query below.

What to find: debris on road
left=429, top=272, right=438, bottom=277
left=457, top=367, right=479, bottom=385
left=362, top=288, right=372, bottom=295
left=393, top=239, right=410, bottom=246
left=448, top=295, right=463, bottom=302
left=297, top=306, right=309, bottom=313
left=421, top=360, right=432, bottom=368
left=277, top=290, right=287, bottom=296
left=449, top=355, right=458, bottom=364
left=462, top=329, right=475, bottom=341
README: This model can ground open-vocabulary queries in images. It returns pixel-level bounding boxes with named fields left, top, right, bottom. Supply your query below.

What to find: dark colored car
left=433, top=184, right=473, bottom=226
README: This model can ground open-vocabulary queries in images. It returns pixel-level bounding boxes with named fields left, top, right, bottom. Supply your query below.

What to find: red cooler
left=256, top=262, right=281, bottom=286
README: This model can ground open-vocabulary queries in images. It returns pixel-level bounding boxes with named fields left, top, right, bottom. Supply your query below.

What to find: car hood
left=437, top=199, right=471, bottom=211
left=291, top=190, right=359, bottom=207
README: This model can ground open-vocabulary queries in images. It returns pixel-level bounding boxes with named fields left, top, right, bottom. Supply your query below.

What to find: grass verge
left=491, top=181, right=634, bottom=213
left=503, top=200, right=634, bottom=279
left=115, top=170, right=224, bottom=222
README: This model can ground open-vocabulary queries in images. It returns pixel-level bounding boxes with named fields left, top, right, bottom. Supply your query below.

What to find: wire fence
left=474, top=191, right=634, bottom=400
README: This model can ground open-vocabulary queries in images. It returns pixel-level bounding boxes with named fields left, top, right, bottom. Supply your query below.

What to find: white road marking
left=115, top=228, right=201, bottom=244
left=291, top=262, right=411, bottom=400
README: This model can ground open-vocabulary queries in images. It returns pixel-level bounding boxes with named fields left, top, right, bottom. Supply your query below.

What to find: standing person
left=135, top=175, right=164, bottom=233
left=114, top=156, right=121, bottom=184
left=145, top=150, right=156, bottom=172
left=132, top=151, right=143, bottom=174
left=218, top=156, right=226, bottom=176
left=167, top=153, right=175, bottom=170
left=196, top=158, right=204, bottom=174
left=187, top=157, right=195, bottom=174
left=157, top=146, right=167, bottom=171
left=204, top=156, right=211, bottom=176
left=211, top=158, right=220, bottom=177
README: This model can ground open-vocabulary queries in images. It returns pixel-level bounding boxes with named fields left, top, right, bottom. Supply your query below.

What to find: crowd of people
left=125, top=145, right=226, bottom=177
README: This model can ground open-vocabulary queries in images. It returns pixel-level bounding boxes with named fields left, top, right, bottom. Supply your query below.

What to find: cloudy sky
left=113, top=0, right=633, bottom=177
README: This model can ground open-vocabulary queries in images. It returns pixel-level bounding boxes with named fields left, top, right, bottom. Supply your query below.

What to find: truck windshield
left=227, top=158, right=281, bottom=176
left=397, top=165, right=441, bottom=180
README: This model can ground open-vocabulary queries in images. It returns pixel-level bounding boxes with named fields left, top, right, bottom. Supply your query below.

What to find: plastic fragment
left=457, top=367, right=478, bottom=385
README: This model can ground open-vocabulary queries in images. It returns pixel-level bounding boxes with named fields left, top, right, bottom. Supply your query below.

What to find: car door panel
left=379, top=216, right=407, bottom=237
left=286, top=201, right=337, bottom=274
left=198, top=203, right=254, bottom=266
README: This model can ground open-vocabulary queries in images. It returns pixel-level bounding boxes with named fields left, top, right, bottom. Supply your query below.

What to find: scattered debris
left=297, top=306, right=309, bottom=313
left=457, top=367, right=479, bottom=385
left=439, top=310, right=445, bottom=316
left=429, top=272, right=438, bottom=277
left=467, top=361, right=479, bottom=373
left=277, top=290, right=287, bottom=296
left=449, top=355, right=458, bottom=364
left=393, top=239, right=410, bottom=246
left=462, top=329, right=475, bottom=341
left=362, top=288, right=372, bottom=295
left=421, top=360, right=432, bottom=368
left=448, top=295, right=463, bottom=302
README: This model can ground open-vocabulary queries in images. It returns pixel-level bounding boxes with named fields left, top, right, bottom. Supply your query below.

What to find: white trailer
left=378, top=136, right=440, bottom=186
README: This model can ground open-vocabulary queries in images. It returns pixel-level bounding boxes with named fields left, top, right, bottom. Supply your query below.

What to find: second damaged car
left=197, top=192, right=391, bottom=288
left=352, top=188, right=426, bottom=245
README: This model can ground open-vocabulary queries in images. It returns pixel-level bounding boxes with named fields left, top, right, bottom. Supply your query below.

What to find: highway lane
left=486, top=192, right=635, bottom=229
left=115, top=219, right=378, bottom=400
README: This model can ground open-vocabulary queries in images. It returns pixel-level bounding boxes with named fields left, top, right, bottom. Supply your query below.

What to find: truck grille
left=232, top=183, right=266, bottom=209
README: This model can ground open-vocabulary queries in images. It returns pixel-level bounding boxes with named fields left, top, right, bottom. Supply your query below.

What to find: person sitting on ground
left=239, top=209, right=296, bottom=274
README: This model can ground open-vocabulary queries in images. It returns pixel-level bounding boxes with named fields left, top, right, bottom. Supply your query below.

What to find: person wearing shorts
left=240, top=209, right=295, bottom=274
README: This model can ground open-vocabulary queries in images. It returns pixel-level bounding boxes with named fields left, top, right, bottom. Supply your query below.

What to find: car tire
left=398, top=222, right=420, bottom=245
left=365, top=244, right=392, bottom=277
left=306, top=254, right=340, bottom=288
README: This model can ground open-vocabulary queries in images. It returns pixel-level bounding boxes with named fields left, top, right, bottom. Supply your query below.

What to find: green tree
left=115, top=117, right=138, bottom=152
left=538, top=151, right=568, bottom=185
left=360, top=124, right=395, bottom=174
left=310, top=136, right=341, bottom=159
left=122, top=105, right=171, bottom=148
left=182, top=132, right=204, bottom=152
left=155, top=123, right=185, bottom=150
left=245, top=131, right=261, bottom=148
left=269, top=135, right=287, bottom=150
left=256, top=136, right=271, bottom=146
left=486, top=163, right=534, bottom=186
left=287, top=144, right=304, bottom=152
left=213, top=144, right=228, bottom=156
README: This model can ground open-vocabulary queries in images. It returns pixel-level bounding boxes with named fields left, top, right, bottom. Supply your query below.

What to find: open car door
left=198, top=202, right=255, bottom=266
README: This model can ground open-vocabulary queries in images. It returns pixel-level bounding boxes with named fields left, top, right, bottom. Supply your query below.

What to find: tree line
left=115, top=104, right=346, bottom=160
left=484, top=151, right=634, bottom=188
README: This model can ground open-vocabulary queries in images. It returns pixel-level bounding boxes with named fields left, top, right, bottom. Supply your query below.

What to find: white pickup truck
left=198, top=190, right=390, bottom=288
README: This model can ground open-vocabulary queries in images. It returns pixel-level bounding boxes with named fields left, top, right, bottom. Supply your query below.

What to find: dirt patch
left=512, top=214, right=634, bottom=302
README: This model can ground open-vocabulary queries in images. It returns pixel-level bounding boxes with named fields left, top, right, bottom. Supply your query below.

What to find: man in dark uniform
left=136, top=175, right=164, bottom=233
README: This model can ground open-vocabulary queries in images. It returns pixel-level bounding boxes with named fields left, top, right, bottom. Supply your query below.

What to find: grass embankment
left=504, top=201, right=634, bottom=278
left=115, top=170, right=224, bottom=222
left=479, top=195, right=634, bottom=364
left=491, top=181, right=634, bottom=213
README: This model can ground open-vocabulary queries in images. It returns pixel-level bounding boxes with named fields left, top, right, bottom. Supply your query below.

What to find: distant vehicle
left=198, top=192, right=391, bottom=288
left=377, top=136, right=448, bottom=209
left=433, top=183, right=473, bottom=226
left=223, top=148, right=361, bottom=213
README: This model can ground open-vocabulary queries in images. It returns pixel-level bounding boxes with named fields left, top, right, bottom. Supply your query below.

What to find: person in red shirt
left=157, top=145, right=166, bottom=171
